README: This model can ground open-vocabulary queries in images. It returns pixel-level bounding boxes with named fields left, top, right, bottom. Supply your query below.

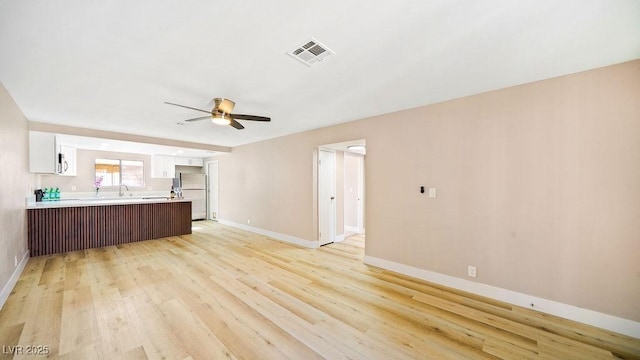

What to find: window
left=95, top=159, right=144, bottom=187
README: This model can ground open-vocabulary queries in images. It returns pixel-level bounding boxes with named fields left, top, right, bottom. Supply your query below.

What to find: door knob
left=330, top=196, right=335, bottom=200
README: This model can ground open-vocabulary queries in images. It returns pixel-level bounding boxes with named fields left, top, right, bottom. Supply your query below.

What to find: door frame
left=206, top=160, right=219, bottom=221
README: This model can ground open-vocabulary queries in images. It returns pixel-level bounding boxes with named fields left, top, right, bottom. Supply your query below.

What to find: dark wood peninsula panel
left=27, top=201, right=192, bottom=256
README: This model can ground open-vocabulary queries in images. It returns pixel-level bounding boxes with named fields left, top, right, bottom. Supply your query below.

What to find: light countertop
left=26, top=196, right=191, bottom=209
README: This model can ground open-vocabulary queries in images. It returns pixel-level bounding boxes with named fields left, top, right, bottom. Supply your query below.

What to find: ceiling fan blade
left=184, top=116, right=211, bottom=122
left=229, top=118, right=245, bottom=130
left=231, top=114, right=271, bottom=122
left=164, top=102, right=211, bottom=114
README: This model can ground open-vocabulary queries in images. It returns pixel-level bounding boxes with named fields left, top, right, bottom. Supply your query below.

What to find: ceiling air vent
left=287, top=38, right=335, bottom=67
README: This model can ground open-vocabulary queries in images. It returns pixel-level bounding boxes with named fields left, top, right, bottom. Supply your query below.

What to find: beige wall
left=215, top=60, right=640, bottom=321
left=0, top=83, right=32, bottom=297
left=216, top=135, right=318, bottom=239
left=39, top=149, right=173, bottom=195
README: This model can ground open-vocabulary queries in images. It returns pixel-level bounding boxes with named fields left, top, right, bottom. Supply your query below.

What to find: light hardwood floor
left=1, top=221, right=638, bottom=359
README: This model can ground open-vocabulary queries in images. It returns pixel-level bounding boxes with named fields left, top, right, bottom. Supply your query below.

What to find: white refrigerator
left=178, top=173, right=207, bottom=220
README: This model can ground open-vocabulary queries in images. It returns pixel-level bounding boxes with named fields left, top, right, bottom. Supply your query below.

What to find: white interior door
left=208, top=161, right=219, bottom=221
left=318, top=150, right=336, bottom=246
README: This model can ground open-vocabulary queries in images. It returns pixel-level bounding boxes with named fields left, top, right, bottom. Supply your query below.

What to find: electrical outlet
left=247, top=219, right=251, bottom=225
left=468, top=266, right=477, bottom=278
left=14, top=255, right=18, bottom=267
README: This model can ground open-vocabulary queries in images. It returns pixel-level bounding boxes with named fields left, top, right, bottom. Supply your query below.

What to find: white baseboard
left=335, top=234, right=345, bottom=242
left=345, top=226, right=366, bottom=234
left=219, top=220, right=318, bottom=249
left=363, top=255, right=640, bottom=339
left=345, top=226, right=359, bottom=233
left=0, top=250, right=29, bottom=311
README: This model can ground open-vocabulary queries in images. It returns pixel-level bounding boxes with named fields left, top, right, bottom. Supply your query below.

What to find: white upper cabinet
left=29, top=131, right=57, bottom=174
left=153, top=156, right=203, bottom=178
left=151, top=155, right=176, bottom=178
left=174, top=157, right=204, bottom=167
left=30, top=131, right=205, bottom=177
left=29, top=131, right=78, bottom=176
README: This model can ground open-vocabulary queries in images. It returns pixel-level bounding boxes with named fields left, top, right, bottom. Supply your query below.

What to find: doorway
left=317, top=139, right=366, bottom=246
left=207, top=160, right=219, bottom=221
left=318, top=149, right=336, bottom=246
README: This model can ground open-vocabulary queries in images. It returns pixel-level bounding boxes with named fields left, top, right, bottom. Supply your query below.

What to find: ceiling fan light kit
left=212, top=113, right=231, bottom=126
left=164, top=97, right=270, bottom=130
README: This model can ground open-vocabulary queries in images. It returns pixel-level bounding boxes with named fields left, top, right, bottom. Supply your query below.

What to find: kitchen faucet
left=119, top=184, right=129, bottom=197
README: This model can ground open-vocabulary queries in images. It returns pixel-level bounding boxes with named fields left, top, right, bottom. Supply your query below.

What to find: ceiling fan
left=165, top=98, right=270, bottom=130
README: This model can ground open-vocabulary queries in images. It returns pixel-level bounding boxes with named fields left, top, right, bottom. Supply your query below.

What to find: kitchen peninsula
left=26, top=198, right=192, bottom=256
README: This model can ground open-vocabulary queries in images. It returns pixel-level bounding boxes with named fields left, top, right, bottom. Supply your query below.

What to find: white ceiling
left=1, top=1, right=639, bottom=148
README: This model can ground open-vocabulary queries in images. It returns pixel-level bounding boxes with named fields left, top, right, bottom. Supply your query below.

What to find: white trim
left=363, top=255, right=640, bottom=339
left=0, top=250, right=29, bottom=311
left=344, top=226, right=359, bottom=233
left=205, top=160, right=219, bottom=221
left=219, top=219, right=319, bottom=249
left=335, top=234, right=345, bottom=242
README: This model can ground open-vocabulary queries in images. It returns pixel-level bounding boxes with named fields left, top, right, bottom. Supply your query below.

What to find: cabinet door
left=175, top=157, right=203, bottom=167
left=151, top=155, right=176, bottom=178
left=165, top=156, right=176, bottom=178
left=174, top=157, right=189, bottom=166
left=151, top=155, right=166, bottom=178
left=189, top=157, right=204, bottom=166
left=29, top=131, right=57, bottom=174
